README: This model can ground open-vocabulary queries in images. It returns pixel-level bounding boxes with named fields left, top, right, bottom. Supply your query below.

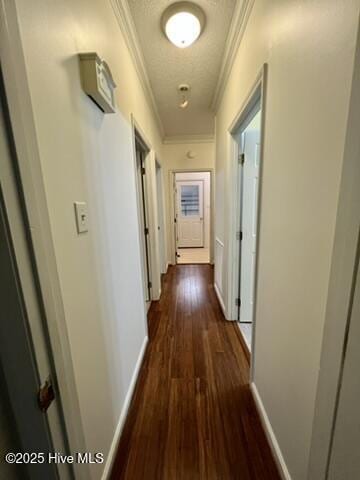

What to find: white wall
left=175, top=171, right=211, bottom=249
left=160, top=141, right=215, bottom=264
left=215, top=1, right=360, bottom=479
left=308, top=22, right=360, bottom=478
left=13, top=0, right=163, bottom=478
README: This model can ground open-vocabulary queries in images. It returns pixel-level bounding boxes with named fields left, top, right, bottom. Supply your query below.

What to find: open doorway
left=228, top=68, right=266, bottom=358
left=134, top=134, right=152, bottom=306
left=236, top=108, right=261, bottom=351
left=174, top=171, right=211, bottom=264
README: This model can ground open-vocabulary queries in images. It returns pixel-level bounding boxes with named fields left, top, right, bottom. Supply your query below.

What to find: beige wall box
left=79, top=52, right=116, bottom=113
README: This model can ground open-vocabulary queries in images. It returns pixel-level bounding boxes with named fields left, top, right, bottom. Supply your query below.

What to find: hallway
left=111, top=265, right=280, bottom=479
left=2, top=1, right=360, bottom=478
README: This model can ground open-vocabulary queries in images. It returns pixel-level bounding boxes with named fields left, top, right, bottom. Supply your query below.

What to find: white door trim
left=155, top=160, right=167, bottom=276
left=131, top=116, right=152, bottom=311
left=227, top=64, right=268, bottom=382
left=0, top=2, right=88, bottom=477
left=168, top=168, right=214, bottom=266
left=131, top=115, right=162, bottom=306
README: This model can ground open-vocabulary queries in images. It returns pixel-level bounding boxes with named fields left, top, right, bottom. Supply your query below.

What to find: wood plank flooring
left=110, top=265, right=280, bottom=480
left=177, top=248, right=210, bottom=264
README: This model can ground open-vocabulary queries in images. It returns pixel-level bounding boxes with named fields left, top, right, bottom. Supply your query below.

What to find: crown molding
left=211, top=0, right=255, bottom=113
left=162, top=134, right=215, bottom=145
left=110, top=0, right=165, bottom=138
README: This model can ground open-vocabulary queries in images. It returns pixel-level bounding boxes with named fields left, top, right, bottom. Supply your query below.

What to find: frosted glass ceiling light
left=162, top=2, right=205, bottom=48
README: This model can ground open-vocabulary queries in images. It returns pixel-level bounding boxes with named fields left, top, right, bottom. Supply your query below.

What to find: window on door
left=180, top=184, right=200, bottom=216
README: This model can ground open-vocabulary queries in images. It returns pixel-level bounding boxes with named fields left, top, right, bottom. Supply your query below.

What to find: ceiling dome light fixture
left=162, top=2, right=205, bottom=48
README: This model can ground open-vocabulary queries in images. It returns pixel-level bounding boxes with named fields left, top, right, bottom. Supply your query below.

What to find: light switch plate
left=74, top=201, right=88, bottom=234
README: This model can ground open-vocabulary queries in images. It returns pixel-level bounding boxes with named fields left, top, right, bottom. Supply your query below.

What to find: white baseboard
left=101, top=336, right=148, bottom=479
left=214, top=282, right=227, bottom=317
left=250, top=382, right=291, bottom=480
left=152, top=288, right=161, bottom=301
left=236, top=322, right=251, bottom=352
left=161, top=262, right=170, bottom=275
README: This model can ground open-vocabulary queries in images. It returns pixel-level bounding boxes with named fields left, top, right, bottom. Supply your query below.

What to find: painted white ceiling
left=127, top=0, right=237, bottom=138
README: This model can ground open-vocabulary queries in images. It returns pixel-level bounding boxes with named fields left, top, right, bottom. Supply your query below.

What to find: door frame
left=131, top=116, right=161, bottom=307
left=227, top=65, right=267, bottom=378
left=155, top=160, right=167, bottom=275
left=168, top=168, right=214, bottom=265
left=0, top=2, right=88, bottom=477
left=132, top=120, right=152, bottom=307
left=0, top=186, right=59, bottom=479
left=235, top=113, right=261, bottom=324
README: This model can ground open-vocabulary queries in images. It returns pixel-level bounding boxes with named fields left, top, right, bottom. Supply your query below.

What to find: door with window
left=176, top=180, right=204, bottom=248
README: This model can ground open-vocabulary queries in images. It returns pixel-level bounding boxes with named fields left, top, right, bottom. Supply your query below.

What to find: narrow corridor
left=111, top=265, right=280, bottom=479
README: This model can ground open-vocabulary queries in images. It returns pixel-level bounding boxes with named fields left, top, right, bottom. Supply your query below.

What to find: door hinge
left=236, top=231, right=243, bottom=241
left=235, top=298, right=241, bottom=307
left=141, top=166, right=146, bottom=175
left=144, top=227, right=149, bottom=235
left=148, top=281, right=152, bottom=288
left=174, top=218, right=177, bottom=223
left=239, top=153, right=245, bottom=165
left=38, top=376, right=55, bottom=413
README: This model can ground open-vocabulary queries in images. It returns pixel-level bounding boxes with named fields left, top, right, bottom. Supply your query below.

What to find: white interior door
left=240, top=129, right=261, bottom=323
left=176, top=180, right=204, bottom=248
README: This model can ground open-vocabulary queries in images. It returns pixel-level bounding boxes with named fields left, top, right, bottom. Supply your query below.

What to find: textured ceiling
left=127, top=0, right=236, bottom=138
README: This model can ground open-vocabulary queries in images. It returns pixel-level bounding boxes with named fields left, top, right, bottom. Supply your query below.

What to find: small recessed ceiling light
left=179, top=98, right=189, bottom=109
left=178, top=84, right=190, bottom=108
left=162, top=2, right=205, bottom=49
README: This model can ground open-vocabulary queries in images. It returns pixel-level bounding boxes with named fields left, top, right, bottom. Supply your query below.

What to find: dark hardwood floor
left=110, top=265, right=280, bottom=480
